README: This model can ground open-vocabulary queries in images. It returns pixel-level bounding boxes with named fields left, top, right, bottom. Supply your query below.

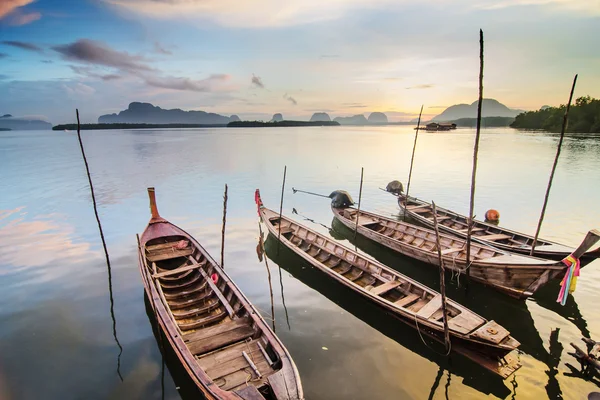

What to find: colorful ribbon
left=254, top=189, right=263, bottom=216
left=556, top=254, right=580, bottom=306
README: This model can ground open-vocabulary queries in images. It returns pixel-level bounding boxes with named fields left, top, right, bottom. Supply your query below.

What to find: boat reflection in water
left=263, top=234, right=512, bottom=399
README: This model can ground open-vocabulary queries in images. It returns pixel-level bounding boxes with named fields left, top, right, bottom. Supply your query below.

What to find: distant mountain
left=310, top=112, right=331, bottom=122
left=368, top=112, right=388, bottom=124
left=432, top=99, right=523, bottom=122
left=0, top=114, right=52, bottom=130
left=271, top=113, right=284, bottom=122
left=98, top=102, right=234, bottom=124
left=333, top=114, right=368, bottom=125
left=230, top=115, right=241, bottom=122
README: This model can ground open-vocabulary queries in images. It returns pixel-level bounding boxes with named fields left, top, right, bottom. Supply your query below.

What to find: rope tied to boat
left=557, top=254, right=580, bottom=305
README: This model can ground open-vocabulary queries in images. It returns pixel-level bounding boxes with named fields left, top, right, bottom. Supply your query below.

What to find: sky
left=0, top=0, right=599, bottom=124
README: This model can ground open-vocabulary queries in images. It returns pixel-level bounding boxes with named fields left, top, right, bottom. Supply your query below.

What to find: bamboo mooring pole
left=465, top=30, right=485, bottom=283
left=354, top=167, right=364, bottom=240
left=404, top=105, right=424, bottom=215
left=432, top=201, right=451, bottom=354
left=220, top=184, right=228, bottom=269
left=76, top=109, right=123, bottom=380
left=258, top=222, right=276, bottom=331
left=530, top=75, right=578, bottom=256
left=277, top=166, right=287, bottom=255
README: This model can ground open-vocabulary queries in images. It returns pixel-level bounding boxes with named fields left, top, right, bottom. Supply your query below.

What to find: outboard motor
left=329, top=190, right=354, bottom=208
left=386, top=180, right=404, bottom=195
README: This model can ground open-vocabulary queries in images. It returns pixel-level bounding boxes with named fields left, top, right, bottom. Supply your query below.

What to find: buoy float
left=485, top=209, right=500, bottom=223
left=211, top=273, right=219, bottom=284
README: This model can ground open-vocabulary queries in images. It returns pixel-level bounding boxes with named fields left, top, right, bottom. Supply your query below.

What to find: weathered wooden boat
left=256, top=190, right=521, bottom=378
left=138, top=188, right=303, bottom=400
left=331, top=204, right=600, bottom=299
left=393, top=193, right=600, bottom=262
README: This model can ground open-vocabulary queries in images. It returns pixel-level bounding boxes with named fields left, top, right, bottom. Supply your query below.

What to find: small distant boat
left=331, top=204, right=600, bottom=299
left=394, top=193, right=600, bottom=262
left=138, top=188, right=303, bottom=400
left=257, top=190, right=521, bottom=378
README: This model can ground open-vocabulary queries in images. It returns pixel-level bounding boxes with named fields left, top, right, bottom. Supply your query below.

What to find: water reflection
left=264, top=234, right=511, bottom=398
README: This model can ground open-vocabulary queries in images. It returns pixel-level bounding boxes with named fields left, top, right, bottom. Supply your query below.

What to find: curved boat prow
left=147, top=187, right=166, bottom=224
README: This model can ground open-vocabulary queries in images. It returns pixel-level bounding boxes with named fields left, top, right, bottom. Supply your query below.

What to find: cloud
left=144, top=74, right=230, bottom=92
left=0, top=74, right=9, bottom=80
left=428, top=105, right=447, bottom=109
left=62, top=82, right=96, bottom=97
left=406, top=84, right=434, bottom=89
left=41, top=60, right=53, bottom=64
left=69, top=65, right=123, bottom=81
left=0, top=53, right=7, bottom=58
left=283, top=93, right=297, bottom=105
left=1, top=40, right=43, bottom=53
left=251, top=74, right=264, bottom=89
left=153, top=41, right=172, bottom=55
left=5, top=11, right=40, bottom=25
left=0, top=0, right=34, bottom=19
left=53, top=39, right=152, bottom=72
left=342, top=102, right=367, bottom=108
left=320, top=54, right=340, bottom=59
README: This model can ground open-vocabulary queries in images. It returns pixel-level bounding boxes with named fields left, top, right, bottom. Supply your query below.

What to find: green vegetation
left=510, top=96, right=600, bottom=133
left=52, top=123, right=227, bottom=130
left=450, top=117, right=515, bottom=128
left=227, top=120, right=340, bottom=127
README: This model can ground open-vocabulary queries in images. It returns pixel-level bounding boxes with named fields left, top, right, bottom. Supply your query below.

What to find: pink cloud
left=0, top=0, right=35, bottom=19
left=7, top=11, right=41, bottom=25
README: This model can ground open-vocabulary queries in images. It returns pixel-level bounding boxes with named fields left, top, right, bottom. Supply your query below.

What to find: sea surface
left=1, top=126, right=599, bottom=399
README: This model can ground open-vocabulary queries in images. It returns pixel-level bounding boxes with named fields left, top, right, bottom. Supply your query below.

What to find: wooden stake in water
left=257, top=222, right=276, bottom=331
left=220, top=184, right=228, bottom=269
left=354, top=167, right=364, bottom=240
left=432, top=201, right=451, bottom=354
left=530, top=75, right=578, bottom=256
left=277, top=166, right=287, bottom=255
left=404, top=105, right=424, bottom=214
left=76, top=109, right=123, bottom=380
left=466, top=30, right=485, bottom=282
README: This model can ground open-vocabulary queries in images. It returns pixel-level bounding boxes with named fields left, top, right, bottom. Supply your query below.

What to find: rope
left=413, top=313, right=452, bottom=356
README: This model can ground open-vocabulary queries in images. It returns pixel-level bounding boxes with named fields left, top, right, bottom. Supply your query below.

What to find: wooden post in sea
left=220, top=184, right=228, bottom=269
left=76, top=109, right=123, bottom=380
left=354, top=167, right=364, bottom=240
left=465, top=30, right=485, bottom=283
left=530, top=75, right=578, bottom=256
left=404, top=105, right=424, bottom=217
left=277, top=166, right=287, bottom=255
left=257, top=222, right=276, bottom=331
left=432, top=201, right=451, bottom=354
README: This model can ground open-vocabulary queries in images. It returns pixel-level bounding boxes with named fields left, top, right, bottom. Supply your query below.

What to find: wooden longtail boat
left=138, top=188, right=303, bottom=400
left=256, top=190, right=521, bottom=378
left=394, top=193, right=600, bottom=262
left=331, top=205, right=600, bottom=299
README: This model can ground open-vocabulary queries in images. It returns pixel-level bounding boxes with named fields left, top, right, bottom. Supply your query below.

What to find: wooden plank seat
left=370, top=280, right=401, bottom=296
left=416, top=295, right=442, bottom=319
left=434, top=216, right=452, bottom=221
left=147, top=247, right=194, bottom=262
left=458, top=227, right=485, bottom=232
left=441, top=247, right=465, bottom=256
left=186, top=317, right=256, bottom=355
left=482, top=234, right=512, bottom=241
left=153, top=259, right=207, bottom=279
left=406, top=205, right=430, bottom=212
left=395, top=293, right=419, bottom=307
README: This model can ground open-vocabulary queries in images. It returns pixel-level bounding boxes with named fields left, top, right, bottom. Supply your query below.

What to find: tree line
left=510, top=96, right=600, bottom=133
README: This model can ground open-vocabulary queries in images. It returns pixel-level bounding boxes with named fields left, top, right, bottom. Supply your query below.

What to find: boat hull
left=332, top=206, right=564, bottom=299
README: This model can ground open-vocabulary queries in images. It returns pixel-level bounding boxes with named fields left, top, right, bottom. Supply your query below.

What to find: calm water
left=1, top=126, right=599, bottom=399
